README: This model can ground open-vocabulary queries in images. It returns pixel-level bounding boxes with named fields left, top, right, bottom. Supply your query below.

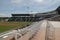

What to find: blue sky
left=0, top=0, right=60, bottom=17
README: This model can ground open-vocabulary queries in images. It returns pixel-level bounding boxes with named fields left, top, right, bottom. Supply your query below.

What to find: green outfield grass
left=0, top=22, right=32, bottom=33
left=0, top=26, right=14, bottom=32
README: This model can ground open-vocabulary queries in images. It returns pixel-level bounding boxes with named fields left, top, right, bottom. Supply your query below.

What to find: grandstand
left=8, top=6, right=60, bottom=22
left=56, top=6, right=60, bottom=14
left=8, top=14, right=40, bottom=22
left=8, top=12, right=58, bottom=22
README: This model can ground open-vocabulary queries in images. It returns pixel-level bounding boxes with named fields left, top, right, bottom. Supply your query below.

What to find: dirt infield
left=0, top=22, right=31, bottom=27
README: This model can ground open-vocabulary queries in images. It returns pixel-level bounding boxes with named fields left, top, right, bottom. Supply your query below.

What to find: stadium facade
left=8, top=6, right=60, bottom=22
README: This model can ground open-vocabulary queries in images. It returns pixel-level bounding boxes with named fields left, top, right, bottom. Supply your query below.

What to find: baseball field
left=0, top=22, right=32, bottom=33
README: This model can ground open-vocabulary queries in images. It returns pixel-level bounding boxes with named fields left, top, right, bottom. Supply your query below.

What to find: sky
left=0, top=0, right=60, bottom=17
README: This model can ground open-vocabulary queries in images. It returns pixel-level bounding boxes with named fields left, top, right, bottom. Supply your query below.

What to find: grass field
left=0, top=22, right=32, bottom=33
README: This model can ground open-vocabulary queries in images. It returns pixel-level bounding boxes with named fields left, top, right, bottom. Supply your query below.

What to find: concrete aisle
left=30, top=21, right=47, bottom=40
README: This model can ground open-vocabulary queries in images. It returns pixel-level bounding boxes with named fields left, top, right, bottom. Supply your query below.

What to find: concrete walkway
left=30, top=20, right=47, bottom=40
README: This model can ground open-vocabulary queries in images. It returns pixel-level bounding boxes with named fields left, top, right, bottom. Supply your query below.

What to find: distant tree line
left=0, top=17, right=10, bottom=22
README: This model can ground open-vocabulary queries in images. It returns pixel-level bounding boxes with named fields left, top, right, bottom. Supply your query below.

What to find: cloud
left=11, top=0, right=23, bottom=4
left=11, top=0, right=60, bottom=8
left=34, top=0, right=44, bottom=3
left=27, top=0, right=60, bottom=11
left=32, top=0, right=60, bottom=7
left=9, top=0, right=60, bottom=13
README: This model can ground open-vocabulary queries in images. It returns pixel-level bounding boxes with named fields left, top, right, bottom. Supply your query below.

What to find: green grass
left=0, top=26, right=14, bottom=32
left=0, top=22, right=32, bottom=33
